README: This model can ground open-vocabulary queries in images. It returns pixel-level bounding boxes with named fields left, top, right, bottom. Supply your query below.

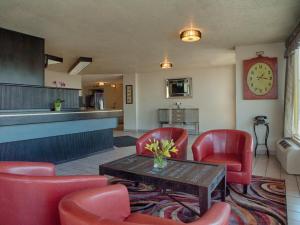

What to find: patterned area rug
left=111, top=176, right=286, bottom=225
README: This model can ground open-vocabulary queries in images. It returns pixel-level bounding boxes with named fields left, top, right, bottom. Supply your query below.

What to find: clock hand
left=257, top=73, right=264, bottom=80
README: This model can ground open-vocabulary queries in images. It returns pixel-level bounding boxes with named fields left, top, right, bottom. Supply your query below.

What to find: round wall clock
left=243, top=55, right=278, bottom=99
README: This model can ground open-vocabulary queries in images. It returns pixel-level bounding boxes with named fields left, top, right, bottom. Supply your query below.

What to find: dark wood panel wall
left=0, top=129, right=113, bottom=163
left=0, top=27, right=45, bottom=85
left=0, top=84, right=79, bottom=110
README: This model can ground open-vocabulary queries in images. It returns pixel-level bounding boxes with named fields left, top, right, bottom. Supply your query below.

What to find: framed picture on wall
left=126, top=85, right=133, bottom=104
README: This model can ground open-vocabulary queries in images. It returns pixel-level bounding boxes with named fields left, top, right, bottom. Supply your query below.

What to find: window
left=292, top=49, right=300, bottom=140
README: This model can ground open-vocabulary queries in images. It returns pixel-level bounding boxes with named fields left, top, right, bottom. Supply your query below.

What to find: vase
left=54, top=102, right=62, bottom=111
left=153, top=155, right=168, bottom=169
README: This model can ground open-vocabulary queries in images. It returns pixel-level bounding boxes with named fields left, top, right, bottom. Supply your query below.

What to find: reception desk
left=0, top=110, right=122, bottom=163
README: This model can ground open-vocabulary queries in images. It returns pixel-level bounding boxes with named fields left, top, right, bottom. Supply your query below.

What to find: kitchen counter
left=0, top=109, right=123, bottom=126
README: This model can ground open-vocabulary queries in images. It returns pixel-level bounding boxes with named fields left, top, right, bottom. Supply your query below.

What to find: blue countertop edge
left=0, top=117, right=118, bottom=143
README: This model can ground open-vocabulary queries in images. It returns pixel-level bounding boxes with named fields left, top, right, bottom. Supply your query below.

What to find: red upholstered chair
left=136, top=127, right=188, bottom=160
left=192, top=129, right=253, bottom=194
left=0, top=161, right=108, bottom=225
left=59, top=184, right=231, bottom=225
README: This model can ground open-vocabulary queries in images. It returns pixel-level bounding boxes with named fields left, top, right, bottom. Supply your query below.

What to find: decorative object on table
left=166, top=78, right=192, bottom=98
left=54, top=98, right=64, bottom=111
left=125, top=85, right=133, bottom=104
left=136, top=127, right=188, bottom=160
left=253, top=115, right=269, bottom=157
left=112, top=175, right=286, bottom=225
left=145, top=139, right=178, bottom=169
left=243, top=52, right=278, bottom=99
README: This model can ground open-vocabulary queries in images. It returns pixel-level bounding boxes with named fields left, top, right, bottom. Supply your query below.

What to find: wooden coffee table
left=99, top=154, right=226, bottom=216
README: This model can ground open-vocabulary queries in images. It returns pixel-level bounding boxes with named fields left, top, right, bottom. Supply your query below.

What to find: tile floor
left=56, top=130, right=300, bottom=225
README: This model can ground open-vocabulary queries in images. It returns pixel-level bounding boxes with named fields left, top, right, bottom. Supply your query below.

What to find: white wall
left=102, top=82, right=123, bottom=109
left=235, top=42, right=286, bottom=153
left=123, top=73, right=139, bottom=130
left=136, top=66, right=236, bottom=131
left=44, top=69, right=82, bottom=90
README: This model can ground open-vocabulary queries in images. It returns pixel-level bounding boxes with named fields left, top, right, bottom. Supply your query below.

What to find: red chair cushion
left=202, top=154, right=242, bottom=172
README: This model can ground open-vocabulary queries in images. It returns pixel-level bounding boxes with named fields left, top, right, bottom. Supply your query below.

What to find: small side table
left=253, top=122, right=270, bottom=157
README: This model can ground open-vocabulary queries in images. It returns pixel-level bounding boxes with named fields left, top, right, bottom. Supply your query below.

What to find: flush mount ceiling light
left=180, top=29, right=201, bottom=42
left=44, top=54, right=63, bottom=67
left=97, top=82, right=105, bottom=86
left=69, top=57, right=92, bottom=75
left=160, top=61, right=173, bottom=69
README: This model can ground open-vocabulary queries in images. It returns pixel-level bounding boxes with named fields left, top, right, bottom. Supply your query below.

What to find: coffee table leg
left=220, top=176, right=226, bottom=202
left=199, top=188, right=211, bottom=216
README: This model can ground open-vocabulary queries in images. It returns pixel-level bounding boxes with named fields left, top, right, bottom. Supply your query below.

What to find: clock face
left=246, top=62, right=273, bottom=96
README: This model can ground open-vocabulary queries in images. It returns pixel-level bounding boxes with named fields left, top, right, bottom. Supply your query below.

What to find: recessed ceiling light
left=160, top=61, right=173, bottom=69
left=180, top=29, right=201, bottom=42
left=97, top=82, right=105, bottom=86
left=69, top=57, right=92, bottom=75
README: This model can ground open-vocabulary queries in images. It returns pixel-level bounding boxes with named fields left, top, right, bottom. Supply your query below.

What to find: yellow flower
left=145, top=138, right=178, bottom=158
left=170, top=146, right=178, bottom=153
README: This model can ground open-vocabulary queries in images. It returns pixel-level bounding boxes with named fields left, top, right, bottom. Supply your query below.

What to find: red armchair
left=192, top=129, right=253, bottom=194
left=59, top=184, right=231, bottom=225
left=0, top=161, right=108, bottom=225
left=136, top=127, right=188, bottom=160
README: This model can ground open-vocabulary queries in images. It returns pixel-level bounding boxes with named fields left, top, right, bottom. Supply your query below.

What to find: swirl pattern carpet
left=111, top=176, right=286, bottom=225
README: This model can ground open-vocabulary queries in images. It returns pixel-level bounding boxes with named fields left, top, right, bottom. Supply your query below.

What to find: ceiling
left=0, top=0, right=299, bottom=74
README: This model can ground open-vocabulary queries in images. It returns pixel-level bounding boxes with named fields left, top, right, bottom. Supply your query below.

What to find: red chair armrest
left=192, top=132, right=213, bottom=161
left=0, top=161, right=55, bottom=176
left=190, top=202, right=231, bottom=225
left=59, top=200, right=102, bottom=225
left=242, top=132, right=253, bottom=172
left=173, top=130, right=188, bottom=160
left=127, top=213, right=182, bottom=225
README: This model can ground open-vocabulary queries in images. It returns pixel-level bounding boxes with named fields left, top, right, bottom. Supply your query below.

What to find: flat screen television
left=166, top=78, right=192, bottom=98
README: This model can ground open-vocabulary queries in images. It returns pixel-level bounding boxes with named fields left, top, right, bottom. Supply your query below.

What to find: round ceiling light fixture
left=180, top=29, right=201, bottom=42
left=160, top=61, right=173, bottom=69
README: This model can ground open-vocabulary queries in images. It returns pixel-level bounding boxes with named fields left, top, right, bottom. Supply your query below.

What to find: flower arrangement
left=145, top=139, right=178, bottom=169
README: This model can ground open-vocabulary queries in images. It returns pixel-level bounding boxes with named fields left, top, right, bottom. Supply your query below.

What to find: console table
left=158, top=108, right=199, bottom=134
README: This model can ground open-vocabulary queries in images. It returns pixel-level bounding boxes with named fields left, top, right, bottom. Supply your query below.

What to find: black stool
left=253, top=116, right=270, bottom=158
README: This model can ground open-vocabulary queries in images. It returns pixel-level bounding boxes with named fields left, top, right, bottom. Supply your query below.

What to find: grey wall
left=0, top=27, right=45, bottom=85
